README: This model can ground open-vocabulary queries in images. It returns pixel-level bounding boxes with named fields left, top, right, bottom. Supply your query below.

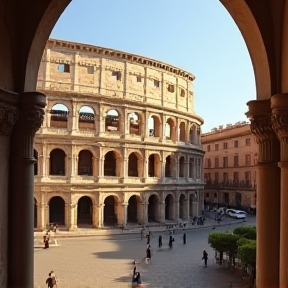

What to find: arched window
left=148, top=115, right=160, bottom=137
left=34, top=149, right=38, bottom=175
left=105, top=109, right=119, bottom=132
left=179, top=122, right=186, bottom=142
left=104, top=151, right=120, bottom=177
left=165, top=155, right=172, bottom=177
left=79, top=106, right=95, bottom=130
left=128, top=153, right=139, bottom=177
left=148, top=154, right=161, bottom=177
left=179, top=156, right=185, bottom=178
left=129, top=112, right=140, bottom=135
left=49, top=149, right=65, bottom=175
left=189, top=126, right=196, bottom=144
left=165, top=118, right=175, bottom=140
left=50, top=103, right=69, bottom=128
left=78, top=150, right=93, bottom=176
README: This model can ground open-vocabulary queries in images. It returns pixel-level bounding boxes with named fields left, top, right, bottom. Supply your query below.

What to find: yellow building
left=33, top=38, right=205, bottom=230
left=201, top=122, right=257, bottom=211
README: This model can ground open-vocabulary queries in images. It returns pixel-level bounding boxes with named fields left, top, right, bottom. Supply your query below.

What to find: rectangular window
left=111, top=71, right=121, bottom=81
left=215, top=144, right=219, bottom=151
left=207, top=145, right=211, bottom=152
left=215, top=172, right=219, bottom=181
left=223, top=142, right=228, bottom=149
left=234, top=140, right=238, bottom=148
left=58, top=63, right=70, bottom=73
left=223, top=156, right=228, bottom=168
left=245, top=154, right=251, bottom=165
left=180, top=88, right=185, bottom=97
left=215, top=158, right=219, bottom=168
left=234, top=155, right=239, bottom=167
left=223, top=172, right=228, bottom=181
left=207, top=159, right=211, bottom=168
left=87, top=66, right=94, bottom=74
left=154, top=79, right=160, bottom=87
left=136, top=75, right=142, bottom=82
left=233, top=171, right=239, bottom=181
left=245, top=171, right=251, bottom=185
left=245, top=138, right=251, bottom=146
left=167, top=84, right=175, bottom=93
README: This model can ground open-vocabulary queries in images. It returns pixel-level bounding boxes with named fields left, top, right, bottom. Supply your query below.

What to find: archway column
left=37, top=203, right=48, bottom=231
left=117, top=203, right=128, bottom=226
left=183, top=199, right=189, bottom=220
left=138, top=202, right=148, bottom=225
left=67, top=204, right=77, bottom=230
left=92, top=156, right=98, bottom=178
left=92, top=204, right=104, bottom=228
left=271, top=93, right=288, bottom=287
left=8, top=92, right=46, bottom=288
left=158, top=201, right=165, bottom=223
left=174, top=200, right=179, bottom=221
left=247, top=99, right=280, bottom=288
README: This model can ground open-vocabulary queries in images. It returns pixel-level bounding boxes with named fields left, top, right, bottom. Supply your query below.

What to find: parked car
left=227, top=209, right=247, bottom=219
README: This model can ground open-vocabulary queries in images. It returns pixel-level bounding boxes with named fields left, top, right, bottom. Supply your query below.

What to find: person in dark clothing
left=202, top=250, right=208, bottom=267
left=146, top=245, right=151, bottom=264
left=183, top=233, right=186, bottom=244
left=45, top=273, right=53, bottom=288
left=169, top=235, right=173, bottom=248
left=158, top=235, right=162, bottom=248
left=133, top=265, right=136, bottom=275
left=146, top=234, right=150, bottom=245
left=43, top=232, right=50, bottom=249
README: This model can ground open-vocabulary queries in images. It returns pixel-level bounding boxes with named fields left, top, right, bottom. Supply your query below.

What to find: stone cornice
left=47, top=38, right=195, bottom=81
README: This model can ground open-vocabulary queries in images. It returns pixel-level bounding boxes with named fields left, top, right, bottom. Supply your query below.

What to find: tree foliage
left=233, top=226, right=256, bottom=240
left=208, top=232, right=239, bottom=254
left=238, top=240, right=256, bottom=266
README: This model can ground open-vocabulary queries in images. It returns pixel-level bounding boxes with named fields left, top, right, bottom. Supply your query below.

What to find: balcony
left=205, top=179, right=256, bottom=189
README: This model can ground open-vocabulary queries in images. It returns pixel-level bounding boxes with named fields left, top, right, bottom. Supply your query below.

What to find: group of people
left=45, top=270, right=58, bottom=288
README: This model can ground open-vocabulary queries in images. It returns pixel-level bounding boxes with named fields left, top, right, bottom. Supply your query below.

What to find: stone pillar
left=184, top=199, right=189, bottom=219
left=138, top=202, right=148, bottom=225
left=161, top=159, right=166, bottom=179
left=271, top=93, right=288, bottom=287
left=8, top=92, right=46, bottom=288
left=174, top=200, right=179, bottom=221
left=143, top=150, right=149, bottom=180
left=247, top=99, right=280, bottom=288
left=37, top=203, right=47, bottom=231
left=99, top=157, right=104, bottom=178
left=92, top=156, right=98, bottom=178
left=92, top=204, right=104, bottom=228
left=44, top=48, right=51, bottom=89
left=159, top=202, right=165, bottom=223
left=73, top=54, right=79, bottom=92
left=68, top=204, right=77, bottom=230
left=117, top=203, right=128, bottom=226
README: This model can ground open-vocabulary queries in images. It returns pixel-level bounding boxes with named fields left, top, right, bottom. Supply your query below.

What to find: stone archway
left=103, top=195, right=118, bottom=226
left=127, top=195, right=140, bottom=223
left=34, top=198, right=37, bottom=228
left=165, top=194, right=174, bottom=220
left=77, top=196, right=93, bottom=226
left=49, top=196, right=65, bottom=225
left=148, top=194, right=159, bottom=223
left=179, top=194, right=185, bottom=219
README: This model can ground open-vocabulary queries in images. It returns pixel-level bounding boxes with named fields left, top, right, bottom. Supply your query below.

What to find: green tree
left=233, top=226, right=256, bottom=240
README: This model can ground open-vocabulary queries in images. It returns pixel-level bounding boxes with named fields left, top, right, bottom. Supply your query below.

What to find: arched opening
left=78, top=150, right=93, bottom=175
left=148, top=154, right=161, bottom=177
left=189, top=126, right=196, bottom=144
left=79, top=106, right=95, bottom=130
left=104, top=195, right=118, bottom=226
left=128, top=152, right=138, bottom=177
left=34, top=149, right=38, bottom=175
left=49, top=196, right=65, bottom=225
left=50, top=103, right=69, bottom=128
left=165, top=155, right=172, bottom=177
left=189, top=158, right=194, bottom=178
left=49, top=149, right=65, bottom=175
left=179, top=122, right=186, bottom=142
left=165, top=118, right=175, bottom=141
left=129, top=112, right=140, bottom=135
left=148, top=194, right=159, bottom=223
left=127, top=195, right=140, bottom=223
left=77, top=196, right=92, bottom=226
left=179, top=194, right=185, bottom=219
left=105, top=109, right=119, bottom=132
left=165, top=194, right=174, bottom=220
left=34, top=198, right=37, bottom=228
left=179, top=156, right=185, bottom=178
left=148, top=115, right=160, bottom=137
left=104, top=151, right=120, bottom=177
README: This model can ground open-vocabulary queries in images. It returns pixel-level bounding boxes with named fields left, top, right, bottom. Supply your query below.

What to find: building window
left=223, top=172, right=228, bottom=181
left=111, top=71, right=121, bottom=81
left=206, top=158, right=211, bottom=168
left=215, top=144, right=219, bottom=151
left=245, top=171, right=251, bottom=185
left=207, top=145, right=210, bottom=152
left=223, top=142, right=228, bottom=149
left=154, top=79, right=160, bottom=88
left=223, top=156, right=228, bottom=168
left=245, top=154, right=251, bottom=165
left=215, top=158, right=219, bottom=168
left=180, top=88, right=185, bottom=97
left=234, top=155, right=239, bottom=167
left=233, top=171, right=239, bottom=181
left=58, top=63, right=70, bottom=73
left=234, top=140, right=238, bottom=148
left=87, top=66, right=94, bottom=74
left=215, top=172, right=219, bottom=181
left=167, top=84, right=175, bottom=93
left=245, top=138, right=251, bottom=146
left=136, top=75, right=142, bottom=82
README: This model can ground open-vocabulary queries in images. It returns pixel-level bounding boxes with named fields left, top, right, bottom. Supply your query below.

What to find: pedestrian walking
left=146, top=245, right=151, bottom=264
left=158, top=235, right=162, bottom=248
left=43, top=232, right=50, bottom=249
left=50, top=270, right=58, bottom=287
left=146, top=233, right=150, bottom=245
left=45, top=272, right=53, bottom=288
left=169, top=235, right=173, bottom=248
left=202, top=250, right=208, bottom=267
left=183, top=233, right=186, bottom=245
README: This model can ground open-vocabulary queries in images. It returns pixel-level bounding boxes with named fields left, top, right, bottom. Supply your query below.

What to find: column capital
left=0, top=101, right=19, bottom=137
left=246, top=99, right=279, bottom=163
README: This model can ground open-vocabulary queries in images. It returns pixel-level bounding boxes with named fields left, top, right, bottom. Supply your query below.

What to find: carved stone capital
left=0, top=104, right=19, bottom=136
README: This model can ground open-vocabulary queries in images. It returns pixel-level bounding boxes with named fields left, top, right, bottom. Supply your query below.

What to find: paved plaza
left=34, top=219, right=254, bottom=288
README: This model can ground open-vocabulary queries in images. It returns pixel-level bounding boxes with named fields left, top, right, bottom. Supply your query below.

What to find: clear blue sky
left=51, top=0, right=256, bottom=132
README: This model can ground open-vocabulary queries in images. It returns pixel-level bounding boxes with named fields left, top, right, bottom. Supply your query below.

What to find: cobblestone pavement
left=34, top=222, right=253, bottom=288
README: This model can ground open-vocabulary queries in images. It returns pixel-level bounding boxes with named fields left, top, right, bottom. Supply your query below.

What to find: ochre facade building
left=201, top=122, right=257, bottom=210
left=33, top=38, right=205, bottom=230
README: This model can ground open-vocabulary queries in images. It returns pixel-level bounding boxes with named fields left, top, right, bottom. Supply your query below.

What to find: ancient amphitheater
left=33, top=38, right=205, bottom=230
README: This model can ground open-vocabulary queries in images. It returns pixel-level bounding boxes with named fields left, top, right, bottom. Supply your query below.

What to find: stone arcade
left=0, top=1, right=288, bottom=288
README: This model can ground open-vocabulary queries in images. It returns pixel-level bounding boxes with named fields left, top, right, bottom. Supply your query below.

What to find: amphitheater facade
left=34, top=38, right=205, bottom=230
